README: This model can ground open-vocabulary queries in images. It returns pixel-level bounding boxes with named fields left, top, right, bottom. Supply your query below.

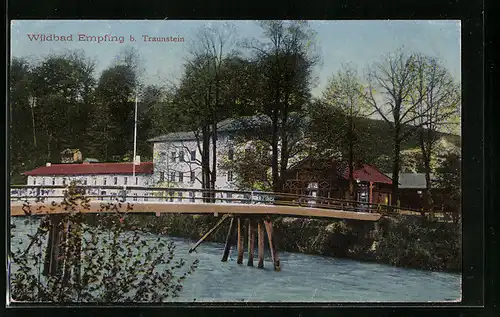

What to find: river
left=10, top=217, right=461, bottom=303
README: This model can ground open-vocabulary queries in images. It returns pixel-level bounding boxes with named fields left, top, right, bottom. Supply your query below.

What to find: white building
left=16, top=161, right=154, bottom=202
left=147, top=119, right=241, bottom=202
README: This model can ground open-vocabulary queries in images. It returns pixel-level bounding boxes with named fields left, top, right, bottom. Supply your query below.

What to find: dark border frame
left=4, top=0, right=487, bottom=315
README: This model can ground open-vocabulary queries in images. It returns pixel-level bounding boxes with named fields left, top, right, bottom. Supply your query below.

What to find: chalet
left=282, top=158, right=393, bottom=205
left=398, top=173, right=446, bottom=211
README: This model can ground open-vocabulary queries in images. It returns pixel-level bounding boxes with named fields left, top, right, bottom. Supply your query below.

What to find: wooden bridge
left=9, top=185, right=406, bottom=273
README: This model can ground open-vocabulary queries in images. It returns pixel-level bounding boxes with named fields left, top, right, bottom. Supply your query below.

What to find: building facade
left=16, top=162, right=154, bottom=202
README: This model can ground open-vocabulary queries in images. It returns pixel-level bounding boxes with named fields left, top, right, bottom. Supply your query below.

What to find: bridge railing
left=9, top=185, right=423, bottom=215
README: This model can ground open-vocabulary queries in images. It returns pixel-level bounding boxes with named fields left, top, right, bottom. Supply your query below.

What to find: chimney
left=134, top=155, right=141, bottom=165
left=46, top=162, right=51, bottom=167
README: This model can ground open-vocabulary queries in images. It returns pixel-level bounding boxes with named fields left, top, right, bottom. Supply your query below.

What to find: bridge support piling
left=264, top=219, right=281, bottom=272
left=247, top=219, right=255, bottom=267
left=257, top=220, right=265, bottom=269
left=237, top=217, right=244, bottom=264
left=189, top=214, right=229, bottom=253
left=222, top=217, right=235, bottom=262
left=43, top=215, right=63, bottom=276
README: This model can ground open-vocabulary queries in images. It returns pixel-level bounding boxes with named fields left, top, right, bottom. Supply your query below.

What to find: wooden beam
left=189, top=214, right=229, bottom=253
left=257, top=220, right=265, bottom=269
left=10, top=201, right=382, bottom=221
left=237, top=217, right=244, bottom=264
left=247, top=219, right=255, bottom=267
left=221, top=217, right=235, bottom=262
left=264, top=219, right=281, bottom=272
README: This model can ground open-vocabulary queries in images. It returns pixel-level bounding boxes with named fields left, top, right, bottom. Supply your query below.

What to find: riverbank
left=93, top=213, right=461, bottom=273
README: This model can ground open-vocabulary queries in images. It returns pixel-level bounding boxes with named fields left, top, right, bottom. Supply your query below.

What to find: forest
left=9, top=21, right=461, bottom=213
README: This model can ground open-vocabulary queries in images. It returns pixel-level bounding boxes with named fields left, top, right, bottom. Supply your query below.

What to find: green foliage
left=10, top=183, right=198, bottom=302
left=375, top=216, right=461, bottom=271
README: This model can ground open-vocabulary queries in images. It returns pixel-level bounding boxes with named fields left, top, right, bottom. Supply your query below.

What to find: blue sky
left=11, top=20, right=461, bottom=97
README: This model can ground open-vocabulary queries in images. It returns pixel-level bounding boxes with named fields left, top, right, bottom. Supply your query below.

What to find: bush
left=10, top=183, right=198, bottom=303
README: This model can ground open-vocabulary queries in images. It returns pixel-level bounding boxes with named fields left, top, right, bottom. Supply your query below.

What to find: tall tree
left=169, top=23, right=239, bottom=195
left=317, top=64, right=369, bottom=199
left=365, top=49, right=430, bottom=204
left=411, top=55, right=460, bottom=215
left=243, top=20, right=318, bottom=192
left=92, top=47, right=141, bottom=161
left=30, top=51, right=96, bottom=163
left=9, top=57, right=35, bottom=183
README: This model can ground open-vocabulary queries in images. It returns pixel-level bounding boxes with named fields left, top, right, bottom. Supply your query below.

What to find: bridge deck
left=10, top=201, right=382, bottom=221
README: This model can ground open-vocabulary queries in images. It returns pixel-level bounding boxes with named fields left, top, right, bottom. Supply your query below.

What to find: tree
left=242, top=20, right=319, bottom=192
left=92, top=48, right=141, bottom=161
left=9, top=57, right=35, bottom=183
left=410, top=55, right=460, bottom=215
left=26, top=51, right=96, bottom=164
left=435, top=152, right=461, bottom=223
left=313, top=64, right=370, bottom=199
left=168, top=23, right=239, bottom=198
left=365, top=49, right=430, bottom=204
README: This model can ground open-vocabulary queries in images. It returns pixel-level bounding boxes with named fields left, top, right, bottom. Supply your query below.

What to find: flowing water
left=9, top=217, right=461, bottom=303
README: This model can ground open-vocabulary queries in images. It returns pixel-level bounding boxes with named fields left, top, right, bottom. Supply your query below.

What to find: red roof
left=343, top=163, right=392, bottom=184
left=23, top=162, right=154, bottom=176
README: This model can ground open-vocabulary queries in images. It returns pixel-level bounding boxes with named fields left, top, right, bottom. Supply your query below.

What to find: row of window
left=162, top=150, right=197, bottom=163
left=31, top=176, right=147, bottom=186
left=163, top=148, right=236, bottom=163
left=159, top=170, right=234, bottom=183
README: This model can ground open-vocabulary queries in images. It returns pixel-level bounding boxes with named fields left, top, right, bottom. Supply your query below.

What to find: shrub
left=10, top=183, right=198, bottom=303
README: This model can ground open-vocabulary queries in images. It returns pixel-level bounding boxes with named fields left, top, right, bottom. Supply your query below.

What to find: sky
left=10, top=20, right=461, bottom=98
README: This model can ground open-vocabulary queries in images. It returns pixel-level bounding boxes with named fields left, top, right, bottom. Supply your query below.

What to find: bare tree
left=411, top=55, right=460, bottom=216
left=365, top=49, right=430, bottom=204
left=167, top=23, right=238, bottom=200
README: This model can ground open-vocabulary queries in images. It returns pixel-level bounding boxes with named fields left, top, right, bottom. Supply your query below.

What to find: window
left=189, top=191, right=195, bottom=202
left=228, top=148, right=234, bottom=160
left=52, top=178, right=56, bottom=185
left=62, top=178, right=66, bottom=186
left=41, top=178, right=45, bottom=185
left=133, top=193, right=138, bottom=201
left=83, top=179, right=87, bottom=185
left=113, top=177, right=118, bottom=185
left=124, top=177, right=128, bottom=185
left=171, top=152, right=176, bottom=162
left=227, top=193, right=232, bottom=202
left=169, top=191, right=174, bottom=202
left=103, top=178, right=107, bottom=185
left=144, top=193, right=149, bottom=201
left=170, top=171, right=176, bottom=182
left=159, top=172, right=165, bottom=182
left=100, top=191, right=106, bottom=201
left=178, top=192, right=183, bottom=202
left=190, top=171, right=195, bottom=183
left=190, top=150, right=196, bottom=161
left=178, top=172, right=184, bottom=182
left=227, top=171, right=233, bottom=182
left=94, top=178, right=97, bottom=186
left=135, top=177, right=138, bottom=185
left=33, top=178, right=36, bottom=185
left=179, top=151, right=185, bottom=162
